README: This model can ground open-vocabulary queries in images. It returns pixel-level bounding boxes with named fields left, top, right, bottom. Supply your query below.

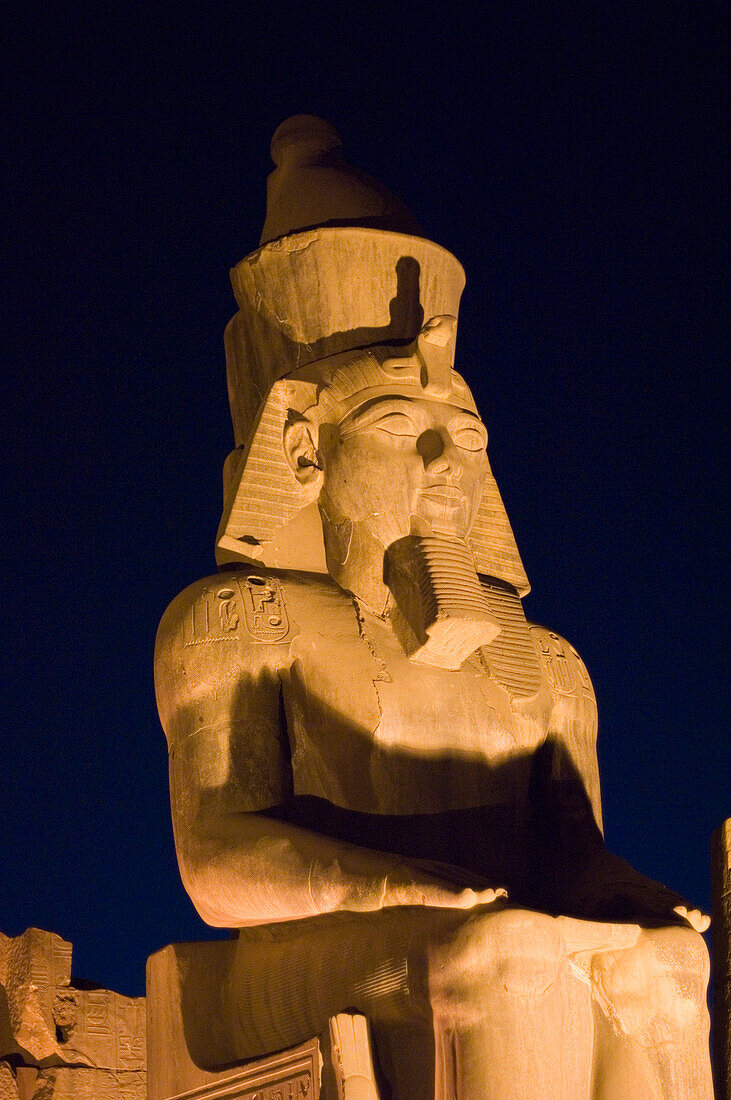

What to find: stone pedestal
left=146, top=940, right=383, bottom=1100
left=146, top=941, right=321, bottom=1100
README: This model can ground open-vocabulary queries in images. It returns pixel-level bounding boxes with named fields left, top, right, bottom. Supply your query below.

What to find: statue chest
left=280, top=585, right=552, bottom=814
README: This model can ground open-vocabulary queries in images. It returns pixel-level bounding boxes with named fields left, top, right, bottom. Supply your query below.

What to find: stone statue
left=154, top=117, right=713, bottom=1098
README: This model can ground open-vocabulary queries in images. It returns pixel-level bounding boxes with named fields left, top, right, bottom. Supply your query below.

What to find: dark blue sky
left=2, top=4, right=727, bottom=996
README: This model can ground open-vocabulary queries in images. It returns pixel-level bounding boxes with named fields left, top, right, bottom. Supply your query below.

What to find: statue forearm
left=175, top=810, right=505, bottom=927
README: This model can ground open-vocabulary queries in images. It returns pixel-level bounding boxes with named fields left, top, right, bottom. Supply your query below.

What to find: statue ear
left=283, top=414, right=323, bottom=492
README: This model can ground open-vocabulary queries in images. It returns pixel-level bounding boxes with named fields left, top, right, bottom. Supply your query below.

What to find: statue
left=154, top=117, right=713, bottom=1098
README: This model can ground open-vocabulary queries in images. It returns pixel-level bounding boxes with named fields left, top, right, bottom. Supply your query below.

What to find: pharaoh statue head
left=216, top=116, right=529, bottom=669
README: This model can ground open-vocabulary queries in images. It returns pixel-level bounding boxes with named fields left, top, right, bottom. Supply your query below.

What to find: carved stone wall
left=0, top=929, right=145, bottom=1100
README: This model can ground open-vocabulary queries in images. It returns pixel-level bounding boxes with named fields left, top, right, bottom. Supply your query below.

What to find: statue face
left=225, top=333, right=529, bottom=602
left=281, top=354, right=497, bottom=614
left=317, top=392, right=489, bottom=544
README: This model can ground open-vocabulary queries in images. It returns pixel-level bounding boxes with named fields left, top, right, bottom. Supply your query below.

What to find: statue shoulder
left=156, top=567, right=300, bottom=657
left=155, top=568, right=306, bottom=814
left=528, top=624, right=603, bottom=830
left=528, top=623, right=596, bottom=705
left=154, top=567, right=347, bottom=733
left=155, top=567, right=303, bottom=740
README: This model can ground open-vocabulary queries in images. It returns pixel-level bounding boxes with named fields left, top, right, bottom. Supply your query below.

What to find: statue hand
left=383, top=862, right=507, bottom=911
left=578, top=852, right=709, bottom=931
left=673, top=905, right=710, bottom=933
left=446, top=885, right=509, bottom=910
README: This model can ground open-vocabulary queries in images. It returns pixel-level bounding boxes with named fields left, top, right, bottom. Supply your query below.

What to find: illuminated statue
left=155, top=117, right=713, bottom=1098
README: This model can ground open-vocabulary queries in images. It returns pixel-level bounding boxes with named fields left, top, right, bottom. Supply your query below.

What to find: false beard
left=384, top=534, right=501, bottom=670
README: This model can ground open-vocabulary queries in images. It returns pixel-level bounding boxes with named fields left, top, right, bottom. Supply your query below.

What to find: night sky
left=3, top=5, right=727, bottom=998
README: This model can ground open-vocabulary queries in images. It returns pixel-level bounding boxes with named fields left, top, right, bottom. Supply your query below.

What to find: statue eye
left=453, top=424, right=487, bottom=451
left=371, top=412, right=420, bottom=436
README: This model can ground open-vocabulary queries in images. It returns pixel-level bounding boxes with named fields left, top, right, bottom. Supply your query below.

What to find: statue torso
left=277, top=570, right=554, bottom=816
left=157, top=566, right=599, bottom=899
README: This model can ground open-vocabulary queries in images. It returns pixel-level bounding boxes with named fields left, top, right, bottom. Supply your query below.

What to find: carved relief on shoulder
left=154, top=568, right=298, bottom=746
left=160, top=568, right=295, bottom=651
left=529, top=624, right=595, bottom=704
left=530, top=624, right=602, bottom=828
left=527, top=624, right=597, bottom=726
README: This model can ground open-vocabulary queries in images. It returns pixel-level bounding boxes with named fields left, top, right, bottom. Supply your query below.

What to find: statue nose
left=417, top=428, right=461, bottom=477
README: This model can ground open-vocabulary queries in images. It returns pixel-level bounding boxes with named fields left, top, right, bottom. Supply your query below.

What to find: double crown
left=218, top=116, right=528, bottom=595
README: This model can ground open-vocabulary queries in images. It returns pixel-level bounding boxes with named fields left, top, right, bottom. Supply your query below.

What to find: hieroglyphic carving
left=30, top=1066, right=145, bottom=1100
left=12, top=928, right=72, bottom=1008
left=534, top=630, right=578, bottom=696
left=238, top=575, right=289, bottom=643
left=237, top=1068, right=313, bottom=1100
left=0, top=928, right=75, bottom=1062
left=181, top=576, right=290, bottom=647
left=1, top=927, right=146, bottom=1096
left=217, top=586, right=240, bottom=633
left=58, top=988, right=145, bottom=1070
left=51, top=937, right=72, bottom=992
left=184, top=586, right=239, bottom=647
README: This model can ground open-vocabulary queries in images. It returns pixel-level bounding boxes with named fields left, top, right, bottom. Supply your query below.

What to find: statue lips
left=417, top=484, right=468, bottom=531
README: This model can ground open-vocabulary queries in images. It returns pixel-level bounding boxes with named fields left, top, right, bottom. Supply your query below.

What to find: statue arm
left=172, top=793, right=505, bottom=927
left=530, top=624, right=603, bottom=832
left=156, top=574, right=504, bottom=928
left=532, top=626, right=707, bottom=930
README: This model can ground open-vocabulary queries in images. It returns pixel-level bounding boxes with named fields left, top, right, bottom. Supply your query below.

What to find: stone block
left=52, top=987, right=145, bottom=1072
left=146, top=940, right=321, bottom=1100
left=0, top=929, right=73, bottom=1063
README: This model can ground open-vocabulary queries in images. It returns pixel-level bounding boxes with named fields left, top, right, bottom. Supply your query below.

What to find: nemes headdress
left=216, top=116, right=529, bottom=595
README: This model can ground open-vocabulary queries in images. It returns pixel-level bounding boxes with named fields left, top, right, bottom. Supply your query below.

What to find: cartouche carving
left=154, top=116, right=713, bottom=1098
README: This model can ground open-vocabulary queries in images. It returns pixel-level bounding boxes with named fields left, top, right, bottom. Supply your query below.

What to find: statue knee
left=591, top=926, right=710, bottom=1046
left=428, top=909, right=566, bottom=1022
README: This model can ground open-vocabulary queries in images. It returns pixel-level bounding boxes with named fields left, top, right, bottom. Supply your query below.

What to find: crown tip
left=270, top=115, right=343, bottom=166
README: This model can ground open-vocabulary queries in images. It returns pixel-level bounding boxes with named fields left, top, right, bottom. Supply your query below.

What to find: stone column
left=712, top=818, right=731, bottom=1097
